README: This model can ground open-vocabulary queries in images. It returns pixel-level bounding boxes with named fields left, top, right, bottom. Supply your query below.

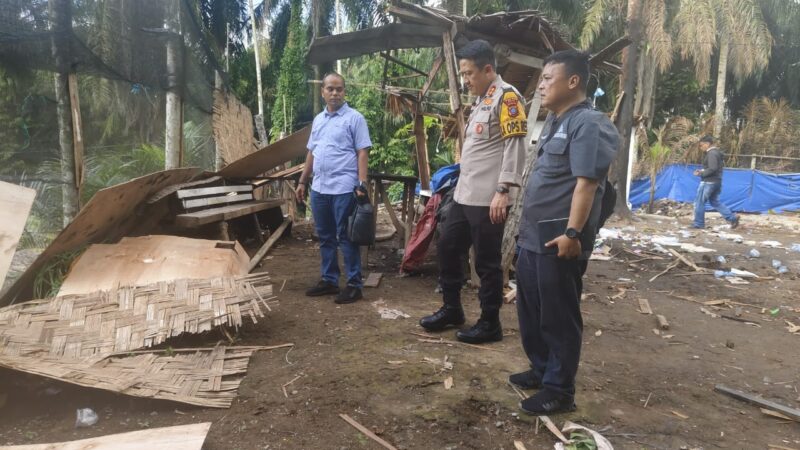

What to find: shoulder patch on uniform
left=499, top=90, right=527, bottom=139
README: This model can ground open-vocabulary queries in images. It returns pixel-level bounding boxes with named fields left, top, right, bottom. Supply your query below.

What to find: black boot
left=419, top=305, right=465, bottom=332
left=456, top=317, right=502, bottom=344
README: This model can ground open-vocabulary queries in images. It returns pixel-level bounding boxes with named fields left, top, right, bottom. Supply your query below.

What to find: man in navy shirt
left=296, top=73, right=372, bottom=304
left=510, top=50, right=618, bottom=414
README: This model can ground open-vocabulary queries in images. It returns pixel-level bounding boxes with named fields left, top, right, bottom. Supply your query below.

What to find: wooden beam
left=174, top=199, right=284, bottom=228
left=182, top=193, right=253, bottom=209
left=307, top=24, right=444, bottom=65
left=380, top=52, right=428, bottom=77
left=177, top=185, right=253, bottom=199
left=715, top=385, right=800, bottom=422
left=376, top=181, right=406, bottom=235
left=414, top=113, right=431, bottom=190
left=590, top=35, right=632, bottom=65
left=387, top=4, right=452, bottom=28
left=420, top=53, right=444, bottom=100
left=442, top=30, right=465, bottom=161
left=248, top=218, right=292, bottom=272
left=67, top=73, right=84, bottom=205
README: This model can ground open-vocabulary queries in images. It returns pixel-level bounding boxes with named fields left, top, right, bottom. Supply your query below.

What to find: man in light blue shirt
left=296, top=73, right=372, bottom=304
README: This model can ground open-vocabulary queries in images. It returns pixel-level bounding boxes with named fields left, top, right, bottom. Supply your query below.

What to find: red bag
left=400, top=193, right=442, bottom=273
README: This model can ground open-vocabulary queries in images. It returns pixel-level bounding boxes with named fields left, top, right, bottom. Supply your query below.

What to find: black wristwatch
left=496, top=185, right=510, bottom=194
left=565, top=227, right=582, bottom=239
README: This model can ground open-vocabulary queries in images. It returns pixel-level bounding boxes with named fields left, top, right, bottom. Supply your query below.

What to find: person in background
left=692, top=135, right=740, bottom=229
left=296, top=73, right=371, bottom=304
left=510, top=50, right=618, bottom=414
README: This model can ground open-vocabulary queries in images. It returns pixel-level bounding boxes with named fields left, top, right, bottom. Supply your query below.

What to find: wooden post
left=413, top=113, right=431, bottom=190
left=442, top=31, right=464, bottom=162
left=67, top=73, right=84, bottom=207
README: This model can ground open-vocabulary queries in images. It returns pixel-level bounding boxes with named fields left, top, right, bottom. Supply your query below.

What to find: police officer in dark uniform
left=509, top=50, right=619, bottom=414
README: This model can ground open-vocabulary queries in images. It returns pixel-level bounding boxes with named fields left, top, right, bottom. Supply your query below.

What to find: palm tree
left=674, top=0, right=772, bottom=137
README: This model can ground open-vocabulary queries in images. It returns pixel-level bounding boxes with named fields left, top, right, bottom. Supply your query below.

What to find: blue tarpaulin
left=630, top=164, right=800, bottom=213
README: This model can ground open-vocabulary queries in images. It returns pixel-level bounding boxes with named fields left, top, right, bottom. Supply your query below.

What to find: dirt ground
left=1, top=209, right=800, bottom=449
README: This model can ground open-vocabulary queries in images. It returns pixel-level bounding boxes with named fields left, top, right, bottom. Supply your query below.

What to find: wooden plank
left=1, top=422, right=212, bottom=450
left=420, top=53, right=444, bottom=99
left=0, top=181, right=36, bottom=285
left=442, top=30, right=465, bottom=161
left=67, top=73, right=84, bottom=204
left=380, top=52, right=428, bottom=77
left=308, top=24, right=444, bottom=65
left=339, top=414, right=399, bottom=450
left=248, top=219, right=291, bottom=272
left=376, top=182, right=406, bottom=235
left=364, top=272, right=383, bottom=288
left=715, top=385, right=800, bottom=422
left=667, top=248, right=704, bottom=272
left=147, top=176, right=221, bottom=204
left=177, top=185, right=253, bottom=199
left=1, top=168, right=201, bottom=306
left=387, top=4, right=452, bottom=27
left=182, top=192, right=254, bottom=209
left=218, top=127, right=310, bottom=179
left=413, top=113, right=431, bottom=190
left=638, top=298, right=653, bottom=315
left=174, top=200, right=284, bottom=228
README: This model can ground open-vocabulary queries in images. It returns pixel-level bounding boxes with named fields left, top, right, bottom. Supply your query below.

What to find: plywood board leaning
left=218, top=127, right=311, bottom=179
left=1, top=423, right=211, bottom=450
left=0, top=181, right=36, bottom=285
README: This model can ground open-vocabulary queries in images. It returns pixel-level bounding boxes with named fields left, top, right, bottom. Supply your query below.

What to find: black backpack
left=598, top=179, right=616, bottom=231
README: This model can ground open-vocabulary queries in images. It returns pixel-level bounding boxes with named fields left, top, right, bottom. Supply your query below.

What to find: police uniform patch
left=483, top=98, right=493, bottom=105
left=475, top=123, right=484, bottom=134
left=487, top=86, right=496, bottom=97
left=499, top=90, right=527, bottom=139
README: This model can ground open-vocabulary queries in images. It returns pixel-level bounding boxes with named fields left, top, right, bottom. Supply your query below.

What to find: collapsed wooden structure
left=309, top=1, right=627, bottom=277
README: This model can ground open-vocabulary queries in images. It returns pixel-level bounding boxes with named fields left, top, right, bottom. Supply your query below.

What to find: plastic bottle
left=75, top=408, right=98, bottom=428
left=748, top=249, right=761, bottom=258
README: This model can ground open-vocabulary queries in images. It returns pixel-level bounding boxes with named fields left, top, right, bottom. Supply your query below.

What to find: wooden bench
left=173, top=184, right=284, bottom=230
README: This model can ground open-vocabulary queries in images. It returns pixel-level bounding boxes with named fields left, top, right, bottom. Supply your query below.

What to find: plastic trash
left=748, top=249, right=761, bottom=258
left=716, top=255, right=727, bottom=264
left=791, top=243, right=800, bottom=253
left=778, top=266, right=789, bottom=274
left=714, top=270, right=732, bottom=278
left=75, top=408, right=99, bottom=428
left=772, top=259, right=782, bottom=269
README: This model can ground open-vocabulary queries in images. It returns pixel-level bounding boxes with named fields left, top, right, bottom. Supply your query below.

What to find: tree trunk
left=635, top=51, right=657, bottom=127
left=248, top=0, right=266, bottom=143
left=713, top=35, right=729, bottom=138
left=49, top=0, right=79, bottom=226
left=612, top=0, right=644, bottom=220
left=312, top=0, right=322, bottom=114
left=165, top=0, right=182, bottom=169
left=501, top=91, right=542, bottom=281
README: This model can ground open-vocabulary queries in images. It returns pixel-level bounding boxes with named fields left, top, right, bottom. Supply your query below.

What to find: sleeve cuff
left=498, top=172, right=521, bottom=187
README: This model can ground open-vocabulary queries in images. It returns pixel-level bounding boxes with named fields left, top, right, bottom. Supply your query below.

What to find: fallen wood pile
left=0, top=274, right=276, bottom=407
left=2, top=422, right=212, bottom=449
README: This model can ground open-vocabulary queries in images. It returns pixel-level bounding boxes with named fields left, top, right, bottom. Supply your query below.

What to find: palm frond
left=643, top=0, right=673, bottom=73
left=673, top=0, right=716, bottom=85
left=724, top=0, right=772, bottom=81
left=579, top=0, right=613, bottom=50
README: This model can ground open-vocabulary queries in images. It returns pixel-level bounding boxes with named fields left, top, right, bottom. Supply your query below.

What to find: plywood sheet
left=58, top=235, right=249, bottom=296
left=1, top=422, right=212, bottom=450
left=0, top=168, right=201, bottom=306
left=218, top=127, right=311, bottom=179
left=0, top=181, right=36, bottom=285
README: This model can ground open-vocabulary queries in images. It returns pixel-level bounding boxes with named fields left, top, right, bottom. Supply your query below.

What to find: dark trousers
left=516, top=248, right=588, bottom=397
left=438, top=202, right=505, bottom=317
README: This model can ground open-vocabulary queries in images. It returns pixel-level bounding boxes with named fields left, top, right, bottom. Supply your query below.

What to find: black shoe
left=419, top=305, right=465, bottom=332
left=731, top=216, right=740, bottom=229
left=305, top=280, right=340, bottom=297
left=519, top=389, right=576, bottom=415
left=335, top=286, right=363, bottom=304
left=509, top=369, right=542, bottom=390
left=456, top=319, right=502, bottom=344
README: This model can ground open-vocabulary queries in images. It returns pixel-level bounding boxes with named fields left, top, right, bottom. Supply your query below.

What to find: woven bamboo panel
left=0, top=345, right=262, bottom=408
left=213, top=90, right=257, bottom=168
left=0, top=274, right=272, bottom=360
left=0, top=275, right=273, bottom=407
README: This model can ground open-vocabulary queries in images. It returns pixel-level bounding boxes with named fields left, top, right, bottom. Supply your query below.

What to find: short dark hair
left=322, top=72, right=345, bottom=88
left=455, top=39, right=496, bottom=69
left=699, top=135, right=714, bottom=144
left=543, top=50, right=591, bottom=92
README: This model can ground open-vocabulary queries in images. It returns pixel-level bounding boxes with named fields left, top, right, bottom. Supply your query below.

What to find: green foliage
left=33, top=247, right=86, bottom=299
left=269, top=0, right=309, bottom=138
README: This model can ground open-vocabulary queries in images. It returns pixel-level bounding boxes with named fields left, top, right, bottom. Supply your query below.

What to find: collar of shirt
left=323, top=102, right=350, bottom=118
left=473, top=75, right=504, bottom=107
